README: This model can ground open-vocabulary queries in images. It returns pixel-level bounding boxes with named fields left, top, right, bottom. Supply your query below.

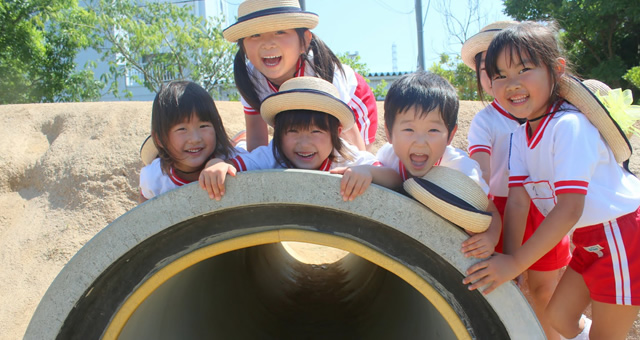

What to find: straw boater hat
left=461, top=21, right=519, bottom=69
left=260, top=76, right=355, bottom=130
left=223, top=0, right=319, bottom=43
left=558, top=75, right=632, bottom=163
left=403, top=166, right=492, bottom=233
left=140, top=135, right=158, bottom=166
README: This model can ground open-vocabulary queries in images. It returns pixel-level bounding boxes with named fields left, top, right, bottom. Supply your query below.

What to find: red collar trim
left=169, top=168, right=193, bottom=186
left=266, top=57, right=306, bottom=93
left=399, top=161, right=409, bottom=181
left=318, top=158, right=332, bottom=171
left=491, top=100, right=520, bottom=122
left=526, top=101, right=563, bottom=149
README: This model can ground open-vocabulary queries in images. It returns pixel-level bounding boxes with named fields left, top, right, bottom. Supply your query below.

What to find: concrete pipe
left=25, top=170, right=544, bottom=340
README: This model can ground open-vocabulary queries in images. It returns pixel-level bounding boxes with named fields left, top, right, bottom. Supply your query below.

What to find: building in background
left=76, top=0, right=230, bottom=101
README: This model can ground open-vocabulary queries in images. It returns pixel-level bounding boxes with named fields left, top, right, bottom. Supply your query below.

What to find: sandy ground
left=0, top=100, right=639, bottom=339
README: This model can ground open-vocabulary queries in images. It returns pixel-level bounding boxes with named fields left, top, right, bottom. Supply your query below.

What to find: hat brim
left=558, top=75, right=632, bottom=163
left=140, top=135, right=159, bottom=166
left=260, top=89, right=355, bottom=130
left=223, top=12, right=319, bottom=42
left=403, top=177, right=492, bottom=233
left=461, top=31, right=498, bottom=70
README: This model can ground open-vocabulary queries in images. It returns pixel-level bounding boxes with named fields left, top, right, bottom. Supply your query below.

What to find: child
left=138, top=81, right=237, bottom=203
left=200, top=76, right=400, bottom=201
left=463, top=22, right=640, bottom=340
left=376, top=71, right=502, bottom=260
left=223, top=0, right=377, bottom=152
left=461, top=21, right=571, bottom=340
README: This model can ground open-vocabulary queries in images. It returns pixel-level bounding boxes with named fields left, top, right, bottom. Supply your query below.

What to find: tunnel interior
left=119, top=242, right=456, bottom=340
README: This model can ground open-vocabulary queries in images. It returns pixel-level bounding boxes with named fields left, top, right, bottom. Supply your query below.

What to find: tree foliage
left=82, top=0, right=237, bottom=99
left=337, top=52, right=388, bottom=99
left=0, top=0, right=102, bottom=103
left=429, top=53, right=480, bottom=101
left=503, top=0, right=640, bottom=92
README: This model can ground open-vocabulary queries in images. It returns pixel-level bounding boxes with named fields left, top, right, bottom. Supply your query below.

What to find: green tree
left=429, top=53, right=480, bottom=100
left=0, top=0, right=103, bottom=103
left=503, top=0, right=640, bottom=92
left=82, top=0, right=236, bottom=99
left=337, top=52, right=388, bottom=99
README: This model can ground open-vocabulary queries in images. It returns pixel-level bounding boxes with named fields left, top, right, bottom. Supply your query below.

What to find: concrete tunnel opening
left=25, top=170, right=543, bottom=340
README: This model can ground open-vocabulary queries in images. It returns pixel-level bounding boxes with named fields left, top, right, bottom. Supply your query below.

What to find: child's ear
left=447, top=125, right=458, bottom=145
left=555, top=58, right=566, bottom=77
left=152, top=132, right=163, bottom=148
left=302, top=30, right=313, bottom=52
left=338, top=125, right=343, bottom=135
left=384, top=125, right=392, bottom=143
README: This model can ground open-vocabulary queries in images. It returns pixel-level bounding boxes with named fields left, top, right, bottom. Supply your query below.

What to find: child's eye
left=493, top=74, right=505, bottom=81
left=200, top=123, right=213, bottom=128
left=249, top=33, right=260, bottom=38
left=275, top=30, right=287, bottom=35
left=311, top=129, right=325, bottom=134
left=402, top=128, right=414, bottom=133
left=519, top=67, right=531, bottom=74
left=429, top=128, right=441, bottom=133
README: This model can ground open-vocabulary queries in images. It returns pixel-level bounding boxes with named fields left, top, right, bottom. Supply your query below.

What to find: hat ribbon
left=594, top=88, right=640, bottom=138
left=413, top=178, right=492, bottom=216
left=237, top=7, right=306, bottom=23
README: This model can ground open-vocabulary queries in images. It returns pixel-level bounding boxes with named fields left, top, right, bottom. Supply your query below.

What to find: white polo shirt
left=231, top=139, right=381, bottom=172
left=467, top=101, right=522, bottom=197
left=508, top=101, right=640, bottom=229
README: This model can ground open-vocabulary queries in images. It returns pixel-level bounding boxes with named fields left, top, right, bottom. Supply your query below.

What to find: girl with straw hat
left=462, top=21, right=572, bottom=340
left=223, top=0, right=377, bottom=153
left=464, top=21, right=640, bottom=340
left=199, top=77, right=401, bottom=202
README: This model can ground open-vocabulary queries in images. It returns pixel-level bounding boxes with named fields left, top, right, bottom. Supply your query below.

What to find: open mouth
left=510, top=95, right=528, bottom=104
left=263, top=56, right=281, bottom=67
left=295, top=151, right=316, bottom=159
left=410, top=153, right=428, bottom=168
left=185, top=147, right=204, bottom=154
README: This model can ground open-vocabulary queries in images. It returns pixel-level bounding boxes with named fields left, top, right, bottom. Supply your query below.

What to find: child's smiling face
left=242, top=29, right=311, bottom=86
left=164, top=114, right=216, bottom=173
left=281, top=124, right=335, bottom=170
left=387, top=106, right=455, bottom=178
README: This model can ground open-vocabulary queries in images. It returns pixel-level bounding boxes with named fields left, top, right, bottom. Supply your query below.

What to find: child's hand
left=463, top=253, right=521, bottom=295
left=330, top=166, right=373, bottom=201
left=461, top=231, right=496, bottom=259
left=199, top=158, right=236, bottom=201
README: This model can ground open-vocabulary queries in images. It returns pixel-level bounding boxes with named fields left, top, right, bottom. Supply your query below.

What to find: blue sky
left=226, top=0, right=513, bottom=73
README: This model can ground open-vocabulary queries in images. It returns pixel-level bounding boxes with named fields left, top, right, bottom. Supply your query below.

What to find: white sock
left=565, top=315, right=591, bottom=340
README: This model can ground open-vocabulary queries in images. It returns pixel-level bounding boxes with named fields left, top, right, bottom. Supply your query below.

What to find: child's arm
left=502, top=186, right=530, bottom=255
left=199, top=158, right=237, bottom=201
left=463, top=193, right=584, bottom=294
left=460, top=199, right=502, bottom=259
left=330, top=165, right=402, bottom=201
left=471, top=152, right=491, bottom=189
left=138, top=193, right=148, bottom=204
left=245, top=115, right=269, bottom=151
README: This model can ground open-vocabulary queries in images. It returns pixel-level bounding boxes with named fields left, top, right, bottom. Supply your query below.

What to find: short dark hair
left=272, top=110, right=352, bottom=168
left=151, top=81, right=233, bottom=173
left=384, top=71, right=459, bottom=137
left=484, top=21, right=571, bottom=109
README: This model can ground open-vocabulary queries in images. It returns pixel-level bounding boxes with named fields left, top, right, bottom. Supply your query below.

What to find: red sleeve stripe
left=469, top=145, right=491, bottom=156
left=243, top=106, right=259, bottom=115
left=555, top=180, right=588, bottom=195
left=372, top=161, right=382, bottom=167
left=508, top=176, right=528, bottom=187
left=232, top=157, right=246, bottom=172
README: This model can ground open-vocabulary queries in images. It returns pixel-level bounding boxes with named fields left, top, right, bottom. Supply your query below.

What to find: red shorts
left=493, top=196, right=571, bottom=271
left=569, top=206, right=640, bottom=306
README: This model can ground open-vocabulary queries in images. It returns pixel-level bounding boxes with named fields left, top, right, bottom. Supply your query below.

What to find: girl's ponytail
left=304, top=31, right=344, bottom=82
left=233, top=46, right=261, bottom=112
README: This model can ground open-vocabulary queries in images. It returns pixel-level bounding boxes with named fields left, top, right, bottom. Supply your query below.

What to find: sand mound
left=1, top=100, right=638, bottom=339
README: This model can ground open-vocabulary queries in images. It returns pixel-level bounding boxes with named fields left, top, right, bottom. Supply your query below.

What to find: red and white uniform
left=508, top=101, right=640, bottom=228
left=139, top=158, right=195, bottom=200
left=231, top=140, right=381, bottom=172
left=467, top=101, right=521, bottom=198
left=139, top=149, right=244, bottom=200
left=242, top=57, right=378, bottom=145
left=508, top=100, right=640, bottom=305
left=376, top=143, right=489, bottom=193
